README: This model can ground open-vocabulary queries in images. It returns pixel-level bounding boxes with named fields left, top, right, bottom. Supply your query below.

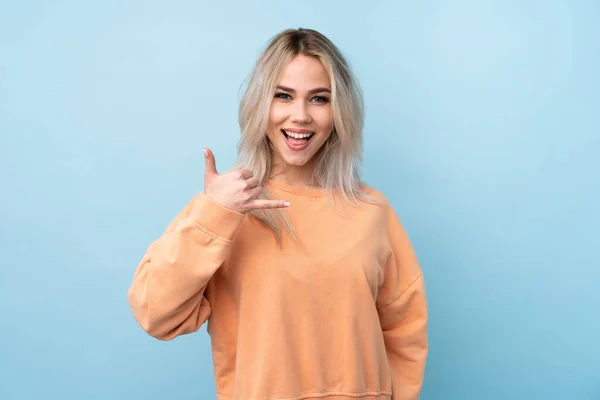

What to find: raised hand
left=203, top=148, right=290, bottom=214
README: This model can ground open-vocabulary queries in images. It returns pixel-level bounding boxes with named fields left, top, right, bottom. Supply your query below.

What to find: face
left=266, top=54, right=334, bottom=170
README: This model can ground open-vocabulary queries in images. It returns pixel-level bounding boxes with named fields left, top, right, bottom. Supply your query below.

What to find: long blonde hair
left=234, top=28, right=378, bottom=242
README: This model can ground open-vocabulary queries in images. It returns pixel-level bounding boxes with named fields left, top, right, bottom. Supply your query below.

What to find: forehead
left=278, top=54, right=331, bottom=89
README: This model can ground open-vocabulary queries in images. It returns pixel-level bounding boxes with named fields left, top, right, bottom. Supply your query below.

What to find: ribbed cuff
left=188, top=193, right=245, bottom=241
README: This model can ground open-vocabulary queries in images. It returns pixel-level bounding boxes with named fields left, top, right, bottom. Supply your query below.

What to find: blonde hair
left=234, top=28, right=378, bottom=242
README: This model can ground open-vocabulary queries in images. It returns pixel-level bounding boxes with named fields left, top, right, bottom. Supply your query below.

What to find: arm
left=127, top=193, right=245, bottom=340
left=377, top=206, right=428, bottom=400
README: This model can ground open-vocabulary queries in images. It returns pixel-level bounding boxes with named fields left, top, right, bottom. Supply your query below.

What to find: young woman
left=128, top=28, right=428, bottom=400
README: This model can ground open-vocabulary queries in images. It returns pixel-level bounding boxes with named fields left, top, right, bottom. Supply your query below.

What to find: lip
left=282, top=130, right=313, bottom=152
left=282, top=128, right=315, bottom=134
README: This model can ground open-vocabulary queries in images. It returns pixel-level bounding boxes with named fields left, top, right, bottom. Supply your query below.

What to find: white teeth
left=283, top=130, right=313, bottom=139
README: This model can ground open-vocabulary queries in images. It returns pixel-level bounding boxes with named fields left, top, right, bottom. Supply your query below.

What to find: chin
left=281, top=154, right=312, bottom=166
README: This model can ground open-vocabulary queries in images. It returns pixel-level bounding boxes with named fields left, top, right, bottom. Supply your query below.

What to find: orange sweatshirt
left=128, top=180, right=428, bottom=400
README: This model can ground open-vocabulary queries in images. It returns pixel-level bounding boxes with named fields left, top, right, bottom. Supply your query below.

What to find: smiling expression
left=266, top=54, right=334, bottom=169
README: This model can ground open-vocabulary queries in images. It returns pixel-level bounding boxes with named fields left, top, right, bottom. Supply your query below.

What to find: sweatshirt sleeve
left=376, top=204, right=428, bottom=400
left=127, top=193, right=245, bottom=340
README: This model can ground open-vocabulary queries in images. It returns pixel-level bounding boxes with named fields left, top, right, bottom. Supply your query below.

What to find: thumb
left=203, top=148, right=218, bottom=177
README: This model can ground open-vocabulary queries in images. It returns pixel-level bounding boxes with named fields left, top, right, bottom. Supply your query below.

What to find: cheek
left=269, top=104, right=288, bottom=127
left=314, top=107, right=334, bottom=131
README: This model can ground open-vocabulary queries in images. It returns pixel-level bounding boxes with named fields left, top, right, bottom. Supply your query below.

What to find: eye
left=312, top=96, right=330, bottom=103
left=274, top=92, right=291, bottom=100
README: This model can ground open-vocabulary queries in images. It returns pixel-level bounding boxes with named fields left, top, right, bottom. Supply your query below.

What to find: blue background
left=1, top=1, right=598, bottom=399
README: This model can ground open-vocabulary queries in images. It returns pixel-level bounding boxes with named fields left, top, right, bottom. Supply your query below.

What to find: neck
left=268, top=158, right=320, bottom=189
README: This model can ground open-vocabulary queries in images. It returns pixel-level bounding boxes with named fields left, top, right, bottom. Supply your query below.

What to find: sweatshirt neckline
left=264, top=179, right=327, bottom=198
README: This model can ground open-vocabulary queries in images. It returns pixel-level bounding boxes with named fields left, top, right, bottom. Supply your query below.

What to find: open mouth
left=281, top=129, right=315, bottom=151
left=281, top=129, right=314, bottom=141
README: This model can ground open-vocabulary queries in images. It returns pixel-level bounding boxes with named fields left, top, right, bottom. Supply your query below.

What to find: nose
left=290, top=102, right=312, bottom=124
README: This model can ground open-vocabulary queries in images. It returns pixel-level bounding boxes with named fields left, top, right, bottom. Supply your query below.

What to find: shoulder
left=357, top=182, right=412, bottom=236
left=359, top=183, right=416, bottom=252
left=360, top=183, right=387, bottom=201
left=359, top=183, right=393, bottom=209
left=357, top=183, right=398, bottom=222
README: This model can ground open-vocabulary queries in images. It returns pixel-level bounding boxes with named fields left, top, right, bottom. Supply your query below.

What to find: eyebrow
left=276, top=85, right=331, bottom=94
